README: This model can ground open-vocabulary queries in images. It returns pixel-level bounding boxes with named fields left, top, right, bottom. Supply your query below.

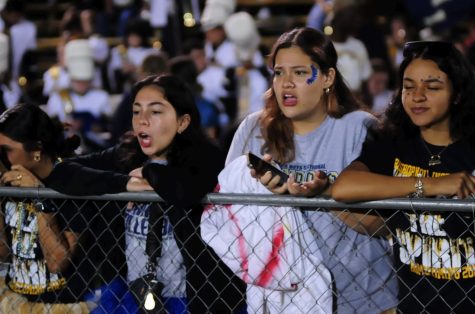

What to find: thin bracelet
left=411, top=174, right=424, bottom=198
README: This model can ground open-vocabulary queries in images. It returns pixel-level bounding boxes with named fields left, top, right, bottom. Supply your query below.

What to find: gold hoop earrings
left=34, top=153, right=41, bottom=162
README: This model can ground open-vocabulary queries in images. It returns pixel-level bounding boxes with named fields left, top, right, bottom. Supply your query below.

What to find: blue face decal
left=306, top=65, right=318, bottom=85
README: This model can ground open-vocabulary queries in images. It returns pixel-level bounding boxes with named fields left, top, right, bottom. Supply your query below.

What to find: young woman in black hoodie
left=44, top=74, right=247, bottom=313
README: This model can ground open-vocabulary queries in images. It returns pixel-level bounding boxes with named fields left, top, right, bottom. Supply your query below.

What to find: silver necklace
left=421, top=140, right=448, bottom=167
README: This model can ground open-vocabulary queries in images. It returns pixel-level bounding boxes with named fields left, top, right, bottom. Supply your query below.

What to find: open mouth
left=137, top=132, right=152, bottom=148
left=283, top=94, right=298, bottom=106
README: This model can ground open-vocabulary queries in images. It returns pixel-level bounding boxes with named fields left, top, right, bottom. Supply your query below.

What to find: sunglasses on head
left=402, top=41, right=454, bottom=58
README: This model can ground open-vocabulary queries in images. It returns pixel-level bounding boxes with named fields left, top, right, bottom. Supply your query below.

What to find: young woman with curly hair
left=333, top=41, right=475, bottom=313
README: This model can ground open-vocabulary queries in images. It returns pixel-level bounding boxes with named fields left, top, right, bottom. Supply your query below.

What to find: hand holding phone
left=247, top=152, right=289, bottom=186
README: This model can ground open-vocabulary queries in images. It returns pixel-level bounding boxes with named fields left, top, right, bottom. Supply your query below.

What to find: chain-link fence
left=0, top=187, right=473, bottom=313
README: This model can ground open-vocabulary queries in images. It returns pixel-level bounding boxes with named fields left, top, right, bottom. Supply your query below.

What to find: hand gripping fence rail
left=0, top=187, right=473, bottom=313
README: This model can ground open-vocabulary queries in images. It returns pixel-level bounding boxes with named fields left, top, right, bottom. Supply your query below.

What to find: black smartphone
left=247, top=152, right=289, bottom=185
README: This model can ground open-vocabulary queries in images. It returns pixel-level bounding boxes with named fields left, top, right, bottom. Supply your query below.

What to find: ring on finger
left=16, top=174, right=22, bottom=180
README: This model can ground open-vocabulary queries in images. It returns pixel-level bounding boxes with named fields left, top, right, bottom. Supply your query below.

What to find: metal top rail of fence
left=0, top=187, right=474, bottom=213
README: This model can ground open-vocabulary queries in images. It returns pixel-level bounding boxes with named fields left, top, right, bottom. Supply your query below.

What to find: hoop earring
left=34, top=153, right=41, bottom=162
left=324, top=87, right=331, bottom=95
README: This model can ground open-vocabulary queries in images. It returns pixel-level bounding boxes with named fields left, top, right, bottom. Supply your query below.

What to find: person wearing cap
left=0, top=31, right=21, bottom=113
left=43, top=11, right=110, bottom=98
left=43, top=37, right=108, bottom=99
left=46, top=39, right=112, bottom=153
left=201, top=0, right=237, bottom=69
left=223, top=12, right=270, bottom=123
left=217, top=11, right=271, bottom=150
left=42, top=41, right=72, bottom=98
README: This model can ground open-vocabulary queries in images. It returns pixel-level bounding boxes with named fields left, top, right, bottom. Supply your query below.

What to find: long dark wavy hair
left=0, top=103, right=79, bottom=165
left=118, top=74, right=205, bottom=170
left=379, top=41, right=475, bottom=144
left=260, top=27, right=362, bottom=163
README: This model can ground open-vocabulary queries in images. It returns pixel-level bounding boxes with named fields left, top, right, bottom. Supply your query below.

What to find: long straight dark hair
left=118, top=74, right=206, bottom=170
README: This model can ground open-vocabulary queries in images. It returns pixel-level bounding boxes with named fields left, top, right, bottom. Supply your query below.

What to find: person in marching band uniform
left=46, top=39, right=111, bottom=153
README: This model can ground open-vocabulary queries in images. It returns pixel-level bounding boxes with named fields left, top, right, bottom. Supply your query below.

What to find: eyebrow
left=132, top=102, right=164, bottom=107
left=274, top=65, right=310, bottom=69
left=422, top=78, right=445, bottom=83
left=403, top=77, right=445, bottom=83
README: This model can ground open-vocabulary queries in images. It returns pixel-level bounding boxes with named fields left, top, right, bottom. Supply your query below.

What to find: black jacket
left=44, top=138, right=247, bottom=313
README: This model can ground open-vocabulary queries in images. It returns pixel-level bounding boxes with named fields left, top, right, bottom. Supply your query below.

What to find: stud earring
left=324, top=87, right=331, bottom=95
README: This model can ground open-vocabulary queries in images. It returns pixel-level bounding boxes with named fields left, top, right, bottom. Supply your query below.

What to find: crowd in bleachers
left=1, top=0, right=475, bottom=155
left=0, top=0, right=474, bottom=313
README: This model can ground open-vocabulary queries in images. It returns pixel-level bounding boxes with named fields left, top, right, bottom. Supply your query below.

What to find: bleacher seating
left=18, top=0, right=313, bottom=103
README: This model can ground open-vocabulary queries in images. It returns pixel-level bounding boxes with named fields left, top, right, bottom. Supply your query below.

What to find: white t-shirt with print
left=226, top=110, right=398, bottom=314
